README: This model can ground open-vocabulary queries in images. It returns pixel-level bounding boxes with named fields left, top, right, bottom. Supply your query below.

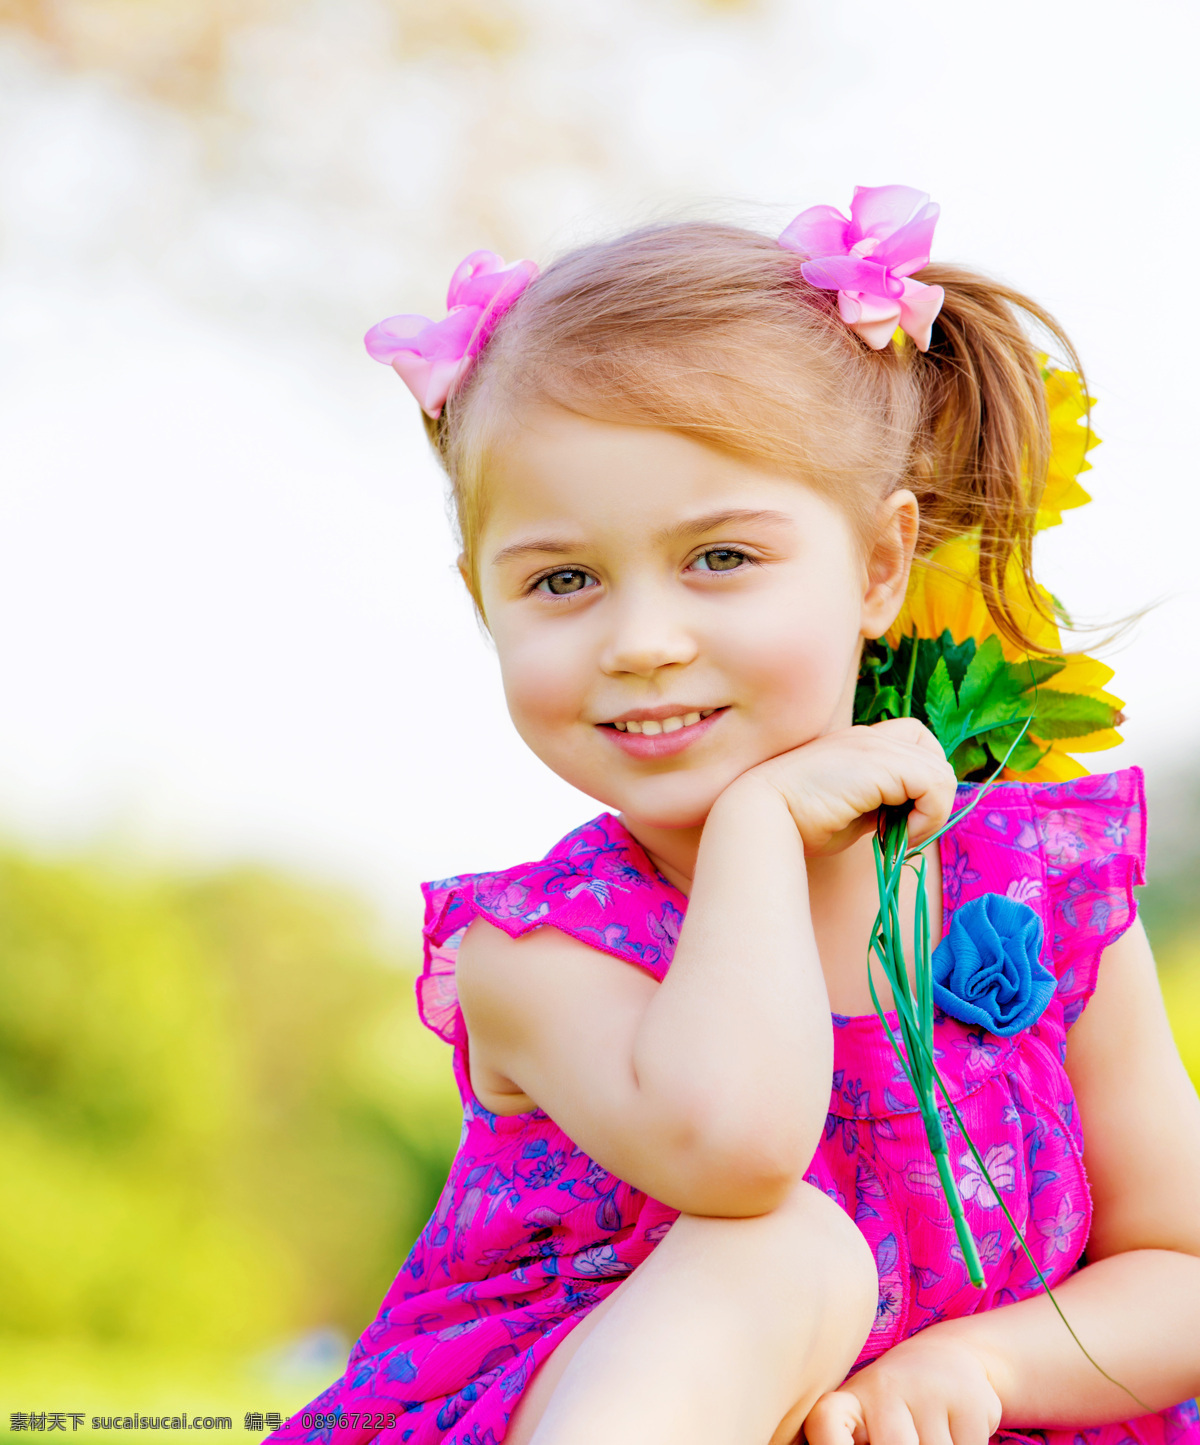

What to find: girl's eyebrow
left=655, top=508, right=794, bottom=543
left=490, top=536, right=583, bottom=565
left=490, top=509, right=793, bottom=567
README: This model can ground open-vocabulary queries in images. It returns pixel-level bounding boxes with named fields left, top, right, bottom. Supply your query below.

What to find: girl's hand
left=802, top=1333, right=1003, bottom=1445
left=739, top=718, right=957, bottom=858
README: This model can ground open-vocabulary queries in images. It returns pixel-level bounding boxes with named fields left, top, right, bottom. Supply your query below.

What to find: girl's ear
left=861, top=489, right=919, bottom=639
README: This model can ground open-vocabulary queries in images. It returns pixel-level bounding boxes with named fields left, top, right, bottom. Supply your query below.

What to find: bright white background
left=0, top=0, right=1196, bottom=922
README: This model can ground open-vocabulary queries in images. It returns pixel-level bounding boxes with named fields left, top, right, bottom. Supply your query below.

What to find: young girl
left=273, top=187, right=1200, bottom=1445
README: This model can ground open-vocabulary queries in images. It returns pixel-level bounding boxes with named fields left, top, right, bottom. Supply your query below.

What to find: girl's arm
left=457, top=720, right=955, bottom=1219
left=806, top=916, right=1200, bottom=1442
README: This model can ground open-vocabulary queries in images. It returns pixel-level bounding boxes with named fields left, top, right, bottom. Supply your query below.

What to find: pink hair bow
left=779, top=185, right=945, bottom=351
left=364, top=250, right=538, bottom=417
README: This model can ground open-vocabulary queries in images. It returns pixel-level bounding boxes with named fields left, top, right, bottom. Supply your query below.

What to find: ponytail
left=903, top=265, right=1086, bottom=654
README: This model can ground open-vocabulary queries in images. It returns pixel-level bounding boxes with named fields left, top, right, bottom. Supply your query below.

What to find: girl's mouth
left=597, top=707, right=727, bottom=759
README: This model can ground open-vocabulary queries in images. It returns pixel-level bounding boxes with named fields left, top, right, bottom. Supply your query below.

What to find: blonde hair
left=424, top=221, right=1083, bottom=653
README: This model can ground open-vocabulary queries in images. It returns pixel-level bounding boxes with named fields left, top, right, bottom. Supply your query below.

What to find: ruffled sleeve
left=416, top=813, right=687, bottom=1044
left=1031, top=766, right=1147, bottom=1029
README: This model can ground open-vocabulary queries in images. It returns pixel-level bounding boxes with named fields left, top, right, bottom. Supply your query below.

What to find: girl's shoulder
left=944, top=764, right=1147, bottom=1030
left=417, top=812, right=686, bottom=1043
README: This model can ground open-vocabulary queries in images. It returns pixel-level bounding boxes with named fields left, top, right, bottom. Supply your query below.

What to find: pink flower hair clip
left=779, top=184, right=945, bottom=351
left=364, top=250, right=538, bottom=417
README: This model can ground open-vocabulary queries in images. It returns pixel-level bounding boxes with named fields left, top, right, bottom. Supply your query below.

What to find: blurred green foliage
left=0, top=844, right=461, bottom=1365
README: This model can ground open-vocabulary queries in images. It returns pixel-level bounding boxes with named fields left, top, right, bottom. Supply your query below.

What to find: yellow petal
left=1042, top=652, right=1117, bottom=695
left=1036, top=364, right=1099, bottom=532
left=1008, top=747, right=1089, bottom=783
left=1048, top=727, right=1125, bottom=754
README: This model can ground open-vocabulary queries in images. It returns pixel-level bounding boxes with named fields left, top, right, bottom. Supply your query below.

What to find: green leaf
left=958, top=635, right=1007, bottom=712
left=1012, top=657, right=1066, bottom=691
left=936, top=630, right=976, bottom=691
left=1000, top=736, right=1052, bottom=772
left=1029, top=690, right=1120, bottom=739
left=950, top=740, right=987, bottom=780
left=971, top=695, right=1029, bottom=733
left=924, top=657, right=959, bottom=746
left=863, top=686, right=902, bottom=723
left=984, top=722, right=1050, bottom=772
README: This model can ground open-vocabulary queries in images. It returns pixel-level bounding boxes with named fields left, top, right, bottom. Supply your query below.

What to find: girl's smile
left=600, top=706, right=725, bottom=758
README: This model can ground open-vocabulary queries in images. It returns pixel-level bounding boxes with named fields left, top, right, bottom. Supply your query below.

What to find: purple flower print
left=519, top=1150, right=566, bottom=1190
left=1005, top=876, right=1043, bottom=905
left=903, top=1159, right=942, bottom=1197
left=571, top=1244, right=629, bottom=1278
left=563, top=878, right=614, bottom=908
left=957, top=1144, right=1017, bottom=1208
left=955, top=1029, right=1003, bottom=1071
left=499, top=1353, right=536, bottom=1402
left=884, top=1083, right=919, bottom=1113
left=1030, top=1168, right=1060, bottom=1199
left=1040, top=810, right=1085, bottom=868
left=941, top=836, right=981, bottom=906
left=1036, top=1195, right=1087, bottom=1254
left=476, top=878, right=530, bottom=919
left=647, top=901, right=683, bottom=950
left=976, top=1230, right=1005, bottom=1267
left=841, top=1077, right=872, bottom=1117
left=1057, top=874, right=1111, bottom=934
left=854, top=1164, right=886, bottom=1224
left=825, top=1115, right=861, bottom=1154
left=871, top=1234, right=903, bottom=1334
left=611, top=860, right=648, bottom=887
left=873, top=1277, right=903, bottom=1333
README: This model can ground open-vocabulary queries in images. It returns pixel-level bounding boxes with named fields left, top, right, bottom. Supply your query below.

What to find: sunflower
left=867, top=367, right=1123, bottom=782
left=1037, top=361, right=1096, bottom=532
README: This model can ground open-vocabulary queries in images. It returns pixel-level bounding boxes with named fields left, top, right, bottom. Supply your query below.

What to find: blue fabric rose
left=931, top=893, right=1055, bottom=1037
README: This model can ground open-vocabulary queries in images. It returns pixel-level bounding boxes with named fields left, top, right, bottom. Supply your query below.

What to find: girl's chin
left=585, top=777, right=734, bottom=834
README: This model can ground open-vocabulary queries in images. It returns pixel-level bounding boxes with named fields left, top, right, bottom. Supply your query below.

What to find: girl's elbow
left=650, top=1086, right=824, bottom=1215
left=686, top=1123, right=815, bottom=1216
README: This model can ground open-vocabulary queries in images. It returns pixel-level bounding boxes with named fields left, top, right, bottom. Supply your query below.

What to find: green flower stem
left=870, top=810, right=985, bottom=1288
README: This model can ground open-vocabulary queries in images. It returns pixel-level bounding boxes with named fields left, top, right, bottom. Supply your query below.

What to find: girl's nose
left=598, top=592, right=699, bottom=678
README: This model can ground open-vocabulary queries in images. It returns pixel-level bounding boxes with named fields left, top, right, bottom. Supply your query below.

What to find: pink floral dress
left=273, top=767, right=1199, bottom=1445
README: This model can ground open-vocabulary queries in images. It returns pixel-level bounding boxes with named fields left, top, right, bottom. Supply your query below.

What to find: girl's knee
left=775, top=1179, right=879, bottom=1328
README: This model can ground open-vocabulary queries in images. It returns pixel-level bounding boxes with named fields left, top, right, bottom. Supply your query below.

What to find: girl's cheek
left=500, top=635, right=589, bottom=734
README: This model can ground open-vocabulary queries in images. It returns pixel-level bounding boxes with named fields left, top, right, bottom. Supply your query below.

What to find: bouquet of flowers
left=855, top=362, right=1122, bottom=783
left=851, top=364, right=1123, bottom=1306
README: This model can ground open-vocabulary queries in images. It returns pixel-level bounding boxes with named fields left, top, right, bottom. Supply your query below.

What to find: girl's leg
left=506, top=1179, right=877, bottom=1445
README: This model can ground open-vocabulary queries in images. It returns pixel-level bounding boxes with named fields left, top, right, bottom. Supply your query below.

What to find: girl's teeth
left=613, top=709, right=719, bottom=734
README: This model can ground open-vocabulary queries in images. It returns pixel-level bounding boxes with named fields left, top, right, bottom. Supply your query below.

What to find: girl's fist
left=741, top=719, right=957, bottom=858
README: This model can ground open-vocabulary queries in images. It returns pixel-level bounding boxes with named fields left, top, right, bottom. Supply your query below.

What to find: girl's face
left=476, top=407, right=913, bottom=833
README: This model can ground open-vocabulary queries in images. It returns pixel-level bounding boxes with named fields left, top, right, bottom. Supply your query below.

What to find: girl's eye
left=690, top=548, right=747, bottom=572
left=536, top=569, right=594, bottom=596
